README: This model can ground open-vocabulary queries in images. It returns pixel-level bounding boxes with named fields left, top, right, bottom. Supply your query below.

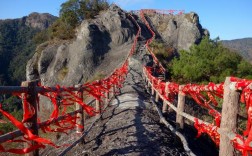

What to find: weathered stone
left=25, top=12, right=57, bottom=30
left=27, top=5, right=137, bottom=87
left=146, top=11, right=208, bottom=51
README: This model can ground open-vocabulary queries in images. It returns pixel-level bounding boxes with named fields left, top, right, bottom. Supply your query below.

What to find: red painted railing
left=1, top=8, right=252, bottom=156
left=140, top=9, right=252, bottom=156
left=0, top=13, right=141, bottom=155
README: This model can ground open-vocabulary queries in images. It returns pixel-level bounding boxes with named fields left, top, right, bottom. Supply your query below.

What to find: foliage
left=58, top=66, right=69, bottom=81
left=149, top=40, right=175, bottom=68
left=170, top=37, right=252, bottom=84
left=222, top=38, right=252, bottom=63
left=0, top=19, right=40, bottom=85
left=0, top=97, right=22, bottom=134
left=48, top=0, right=110, bottom=40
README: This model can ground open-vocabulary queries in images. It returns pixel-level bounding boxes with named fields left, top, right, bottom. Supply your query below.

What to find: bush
left=48, top=0, right=110, bottom=40
left=149, top=40, right=175, bottom=67
left=170, top=37, right=252, bottom=84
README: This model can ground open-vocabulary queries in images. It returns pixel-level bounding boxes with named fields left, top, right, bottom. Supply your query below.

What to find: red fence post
left=219, top=77, right=240, bottom=156
left=21, top=80, right=39, bottom=156
left=75, top=84, right=84, bottom=136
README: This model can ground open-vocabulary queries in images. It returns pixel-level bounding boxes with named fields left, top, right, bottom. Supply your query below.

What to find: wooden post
left=176, top=85, right=185, bottom=129
left=21, top=81, right=39, bottom=156
left=105, top=90, right=109, bottom=107
left=95, top=81, right=101, bottom=119
left=113, top=84, right=116, bottom=96
left=95, top=99, right=101, bottom=119
left=110, top=81, right=117, bottom=98
left=162, top=82, right=169, bottom=113
left=219, top=77, right=240, bottom=156
left=151, top=79, right=155, bottom=95
left=155, top=80, right=161, bottom=102
left=75, top=84, right=84, bottom=135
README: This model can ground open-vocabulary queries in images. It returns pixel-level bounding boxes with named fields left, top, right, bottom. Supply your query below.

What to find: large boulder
left=145, top=12, right=209, bottom=51
left=26, top=4, right=137, bottom=87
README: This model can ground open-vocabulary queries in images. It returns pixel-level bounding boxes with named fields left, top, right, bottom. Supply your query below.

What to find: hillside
left=222, top=38, right=252, bottom=63
left=0, top=13, right=57, bottom=86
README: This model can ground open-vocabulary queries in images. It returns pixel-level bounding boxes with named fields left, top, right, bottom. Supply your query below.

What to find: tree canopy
left=35, top=0, right=110, bottom=41
left=169, top=37, right=252, bottom=84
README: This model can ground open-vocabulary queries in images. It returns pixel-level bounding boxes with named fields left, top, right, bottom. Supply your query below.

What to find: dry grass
left=57, top=67, right=69, bottom=81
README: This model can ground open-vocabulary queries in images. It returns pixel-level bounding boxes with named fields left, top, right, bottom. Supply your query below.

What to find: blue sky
left=0, top=0, right=251, bottom=40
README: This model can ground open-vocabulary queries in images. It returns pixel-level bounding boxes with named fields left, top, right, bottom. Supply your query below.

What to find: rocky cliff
left=144, top=12, right=209, bottom=51
left=27, top=5, right=137, bottom=87
left=25, top=12, right=57, bottom=30
left=26, top=5, right=207, bottom=87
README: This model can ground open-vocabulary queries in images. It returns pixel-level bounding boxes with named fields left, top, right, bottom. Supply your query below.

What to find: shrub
left=169, top=37, right=252, bottom=84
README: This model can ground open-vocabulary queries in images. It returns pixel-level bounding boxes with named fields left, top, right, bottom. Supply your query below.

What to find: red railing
left=140, top=9, right=252, bottom=156
left=0, top=13, right=141, bottom=155
left=1, top=8, right=252, bottom=156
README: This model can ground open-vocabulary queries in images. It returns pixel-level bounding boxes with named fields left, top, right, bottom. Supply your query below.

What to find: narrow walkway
left=40, top=44, right=189, bottom=156
left=60, top=56, right=188, bottom=156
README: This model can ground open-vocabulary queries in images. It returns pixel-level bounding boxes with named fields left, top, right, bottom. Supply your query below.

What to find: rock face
left=27, top=4, right=137, bottom=87
left=26, top=5, right=207, bottom=113
left=146, top=12, right=209, bottom=51
left=25, top=12, right=57, bottom=30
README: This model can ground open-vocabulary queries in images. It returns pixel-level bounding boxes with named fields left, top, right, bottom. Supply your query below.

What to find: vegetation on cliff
left=222, top=38, right=252, bottom=63
left=169, top=37, right=252, bottom=84
left=34, top=0, right=110, bottom=42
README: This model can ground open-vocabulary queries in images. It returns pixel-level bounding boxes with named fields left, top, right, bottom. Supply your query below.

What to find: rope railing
left=140, top=9, right=252, bottom=156
left=0, top=13, right=141, bottom=155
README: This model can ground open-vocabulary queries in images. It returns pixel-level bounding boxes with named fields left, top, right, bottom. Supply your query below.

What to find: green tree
left=170, top=37, right=252, bottom=84
left=60, top=0, right=80, bottom=28
left=49, top=0, right=109, bottom=40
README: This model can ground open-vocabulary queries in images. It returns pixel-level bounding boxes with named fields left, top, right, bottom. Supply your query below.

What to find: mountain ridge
left=222, top=37, right=252, bottom=63
left=0, top=12, right=57, bottom=86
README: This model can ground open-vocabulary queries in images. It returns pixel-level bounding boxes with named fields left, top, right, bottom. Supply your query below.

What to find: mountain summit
left=26, top=4, right=208, bottom=87
left=25, top=12, right=57, bottom=30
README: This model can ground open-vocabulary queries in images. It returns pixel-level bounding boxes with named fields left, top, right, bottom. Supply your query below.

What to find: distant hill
left=0, top=12, right=57, bottom=86
left=222, top=38, right=252, bottom=63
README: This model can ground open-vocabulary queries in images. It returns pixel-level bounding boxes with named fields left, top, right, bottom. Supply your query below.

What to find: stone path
left=40, top=45, right=189, bottom=156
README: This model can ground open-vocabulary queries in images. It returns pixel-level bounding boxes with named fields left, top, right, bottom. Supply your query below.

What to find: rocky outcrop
left=26, top=6, right=209, bottom=87
left=26, top=4, right=137, bottom=87
left=26, top=5, right=209, bottom=114
left=25, top=12, right=57, bottom=30
left=145, top=12, right=209, bottom=51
